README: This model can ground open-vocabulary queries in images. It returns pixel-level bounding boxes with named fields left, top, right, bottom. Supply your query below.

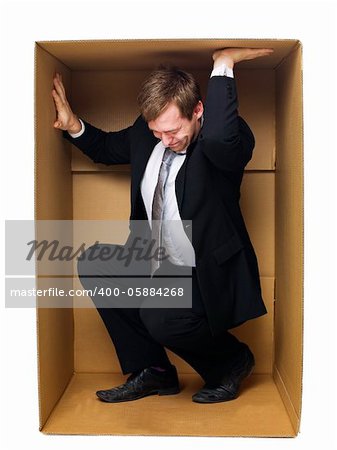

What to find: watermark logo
left=26, top=237, right=170, bottom=267
left=5, top=220, right=193, bottom=308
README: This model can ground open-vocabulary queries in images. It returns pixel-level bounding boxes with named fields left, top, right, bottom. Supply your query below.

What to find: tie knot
left=162, top=147, right=177, bottom=166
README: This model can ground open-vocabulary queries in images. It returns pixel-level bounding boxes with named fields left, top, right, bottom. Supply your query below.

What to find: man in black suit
left=52, top=47, right=273, bottom=403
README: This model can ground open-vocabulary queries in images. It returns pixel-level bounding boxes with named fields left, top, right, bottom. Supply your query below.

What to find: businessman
left=52, top=47, right=273, bottom=403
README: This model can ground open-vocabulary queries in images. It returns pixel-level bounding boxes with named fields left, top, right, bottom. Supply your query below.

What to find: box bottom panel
left=41, top=373, right=295, bottom=437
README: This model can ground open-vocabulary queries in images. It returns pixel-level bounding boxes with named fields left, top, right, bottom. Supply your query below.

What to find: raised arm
left=52, top=73, right=131, bottom=165
left=200, top=47, right=273, bottom=172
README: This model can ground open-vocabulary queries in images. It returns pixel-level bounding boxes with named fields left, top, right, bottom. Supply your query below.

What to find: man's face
left=147, top=101, right=204, bottom=153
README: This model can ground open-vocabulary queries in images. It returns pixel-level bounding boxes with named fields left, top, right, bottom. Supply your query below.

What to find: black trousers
left=77, top=243, right=245, bottom=385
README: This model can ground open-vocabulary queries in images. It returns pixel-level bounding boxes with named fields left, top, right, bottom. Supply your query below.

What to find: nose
left=161, top=134, right=174, bottom=147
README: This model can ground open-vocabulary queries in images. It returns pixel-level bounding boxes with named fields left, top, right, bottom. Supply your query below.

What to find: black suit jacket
left=65, top=75, right=267, bottom=336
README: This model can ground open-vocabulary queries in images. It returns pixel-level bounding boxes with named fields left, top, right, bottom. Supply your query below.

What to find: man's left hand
left=212, top=47, right=274, bottom=69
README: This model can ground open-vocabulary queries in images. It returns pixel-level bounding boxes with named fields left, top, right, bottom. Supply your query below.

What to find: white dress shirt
left=140, top=140, right=194, bottom=266
left=69, top=64, right=234, bottom=267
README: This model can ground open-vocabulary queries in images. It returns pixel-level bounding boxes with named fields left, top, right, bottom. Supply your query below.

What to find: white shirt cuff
left=210, top=63, right=234, bottom=78
left=68, top=118, right=85, bottom=138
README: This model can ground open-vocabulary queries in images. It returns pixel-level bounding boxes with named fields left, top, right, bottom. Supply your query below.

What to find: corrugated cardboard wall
left=274, top=44, right=304, bottom=432
left=35, top=45, right=74, bottom=429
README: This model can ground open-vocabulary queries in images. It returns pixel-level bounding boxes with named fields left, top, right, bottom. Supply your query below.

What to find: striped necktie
left=151, top=147, right=178, bottom=275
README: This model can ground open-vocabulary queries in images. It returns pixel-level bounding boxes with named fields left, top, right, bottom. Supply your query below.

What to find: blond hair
left=137, top=65, right=202, bottom=122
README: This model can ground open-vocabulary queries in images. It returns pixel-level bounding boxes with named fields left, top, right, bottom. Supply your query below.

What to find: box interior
left=35, top=39, right=303, bottom=437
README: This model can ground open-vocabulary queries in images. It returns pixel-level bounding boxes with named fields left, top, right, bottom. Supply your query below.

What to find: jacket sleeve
left=63, top=118, right=134, bottom=165
left=199, top=76, right=255, bottom=172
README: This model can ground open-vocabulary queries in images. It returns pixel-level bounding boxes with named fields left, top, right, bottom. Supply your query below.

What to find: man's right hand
left=52, top=72, right=82, bottom=133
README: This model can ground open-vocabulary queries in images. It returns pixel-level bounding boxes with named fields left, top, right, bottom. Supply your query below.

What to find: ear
left=194, top=101, right=204, bottom=119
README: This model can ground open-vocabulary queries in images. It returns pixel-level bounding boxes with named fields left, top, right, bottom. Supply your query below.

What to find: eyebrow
left=149, top=126, right=181, bottom=133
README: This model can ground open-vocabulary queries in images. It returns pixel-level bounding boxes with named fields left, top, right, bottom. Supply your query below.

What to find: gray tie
left=151, top=147, right=177, bottom=275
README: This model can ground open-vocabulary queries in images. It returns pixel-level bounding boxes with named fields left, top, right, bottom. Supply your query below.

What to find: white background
left=1, top=0, right=336, bottom=449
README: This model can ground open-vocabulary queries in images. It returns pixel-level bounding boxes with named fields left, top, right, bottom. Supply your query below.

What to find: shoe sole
left=192, top=393, right=238, bottom=404
left=96, top=386, right=181, bottom=403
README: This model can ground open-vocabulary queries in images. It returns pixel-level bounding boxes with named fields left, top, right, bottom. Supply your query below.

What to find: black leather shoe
left=192, top=346, right=255, bottom=403
left=96, top=365, right=180, bottom=403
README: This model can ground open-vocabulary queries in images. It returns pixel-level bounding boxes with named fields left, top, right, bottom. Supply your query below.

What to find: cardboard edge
left=34, top=41, right=44, bottom=431
left=37, top=37, right=301, bottom=46
left=273, top=366, right=299, bottom=436
left=295, top=40, right=304, bottom=435
left=36, top=306, right=43, bottom=431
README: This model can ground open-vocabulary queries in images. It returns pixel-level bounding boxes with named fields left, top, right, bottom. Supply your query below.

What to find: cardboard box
left=34, top=39, right=303, bottom=437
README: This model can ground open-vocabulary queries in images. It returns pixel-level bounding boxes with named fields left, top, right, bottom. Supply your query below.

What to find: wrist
left=213, top=56, right=234, bottom=70
left=68, top=115, right=82, bottom=134
left=211, top=63, right=234, bottom=78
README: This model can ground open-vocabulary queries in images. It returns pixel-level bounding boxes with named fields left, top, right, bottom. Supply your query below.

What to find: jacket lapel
left=135, top=135, right=159, bottom=184
left=175, top=140, right=198, bottom=213
left=130, top=131, right=158, bottom=219
left=175, top=157, right=187, bottom=212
